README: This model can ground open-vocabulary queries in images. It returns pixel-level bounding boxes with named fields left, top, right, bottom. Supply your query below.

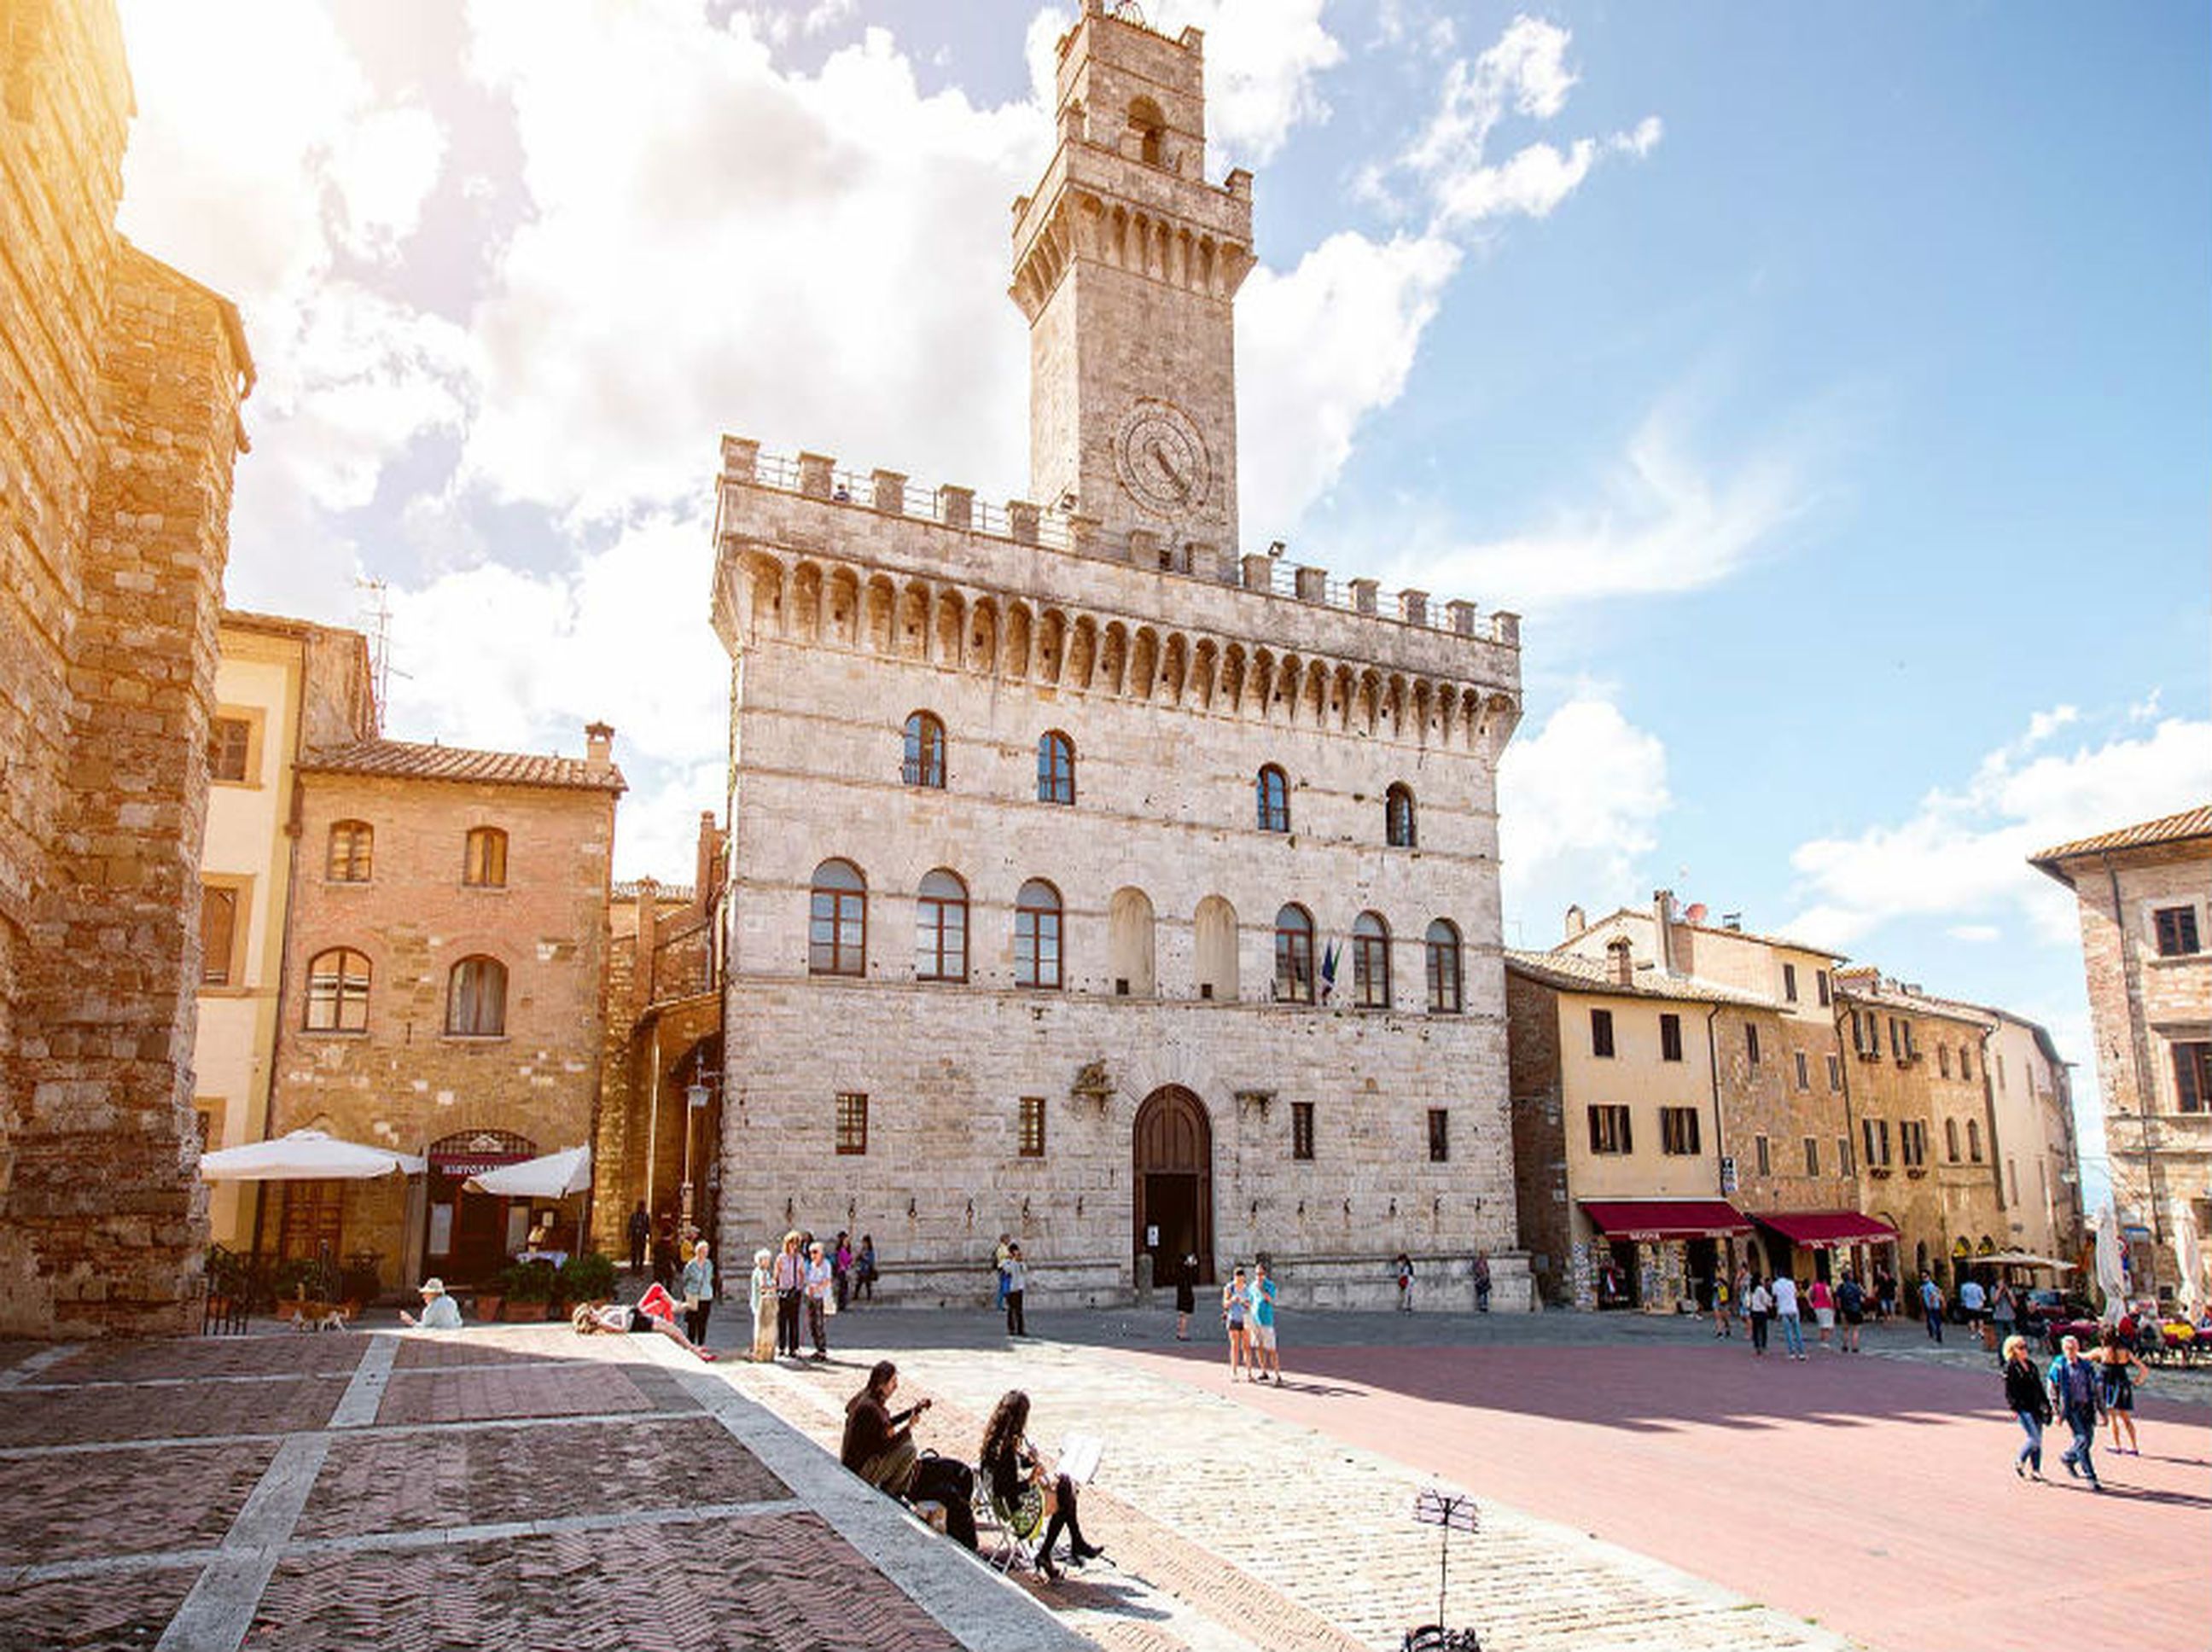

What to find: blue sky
left=113, top=2, right=2209, bottom=1191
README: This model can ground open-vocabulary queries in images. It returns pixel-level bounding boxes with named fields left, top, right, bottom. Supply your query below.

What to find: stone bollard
left=1133, top=1251, right=1154, bottom=1304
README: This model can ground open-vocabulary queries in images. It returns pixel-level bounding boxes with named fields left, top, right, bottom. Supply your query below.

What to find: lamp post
left=683, top=1079, right=709, bottom=1228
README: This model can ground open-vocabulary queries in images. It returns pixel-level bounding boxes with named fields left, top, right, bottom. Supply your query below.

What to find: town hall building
left=707, top=0, right=1528, bottom=1307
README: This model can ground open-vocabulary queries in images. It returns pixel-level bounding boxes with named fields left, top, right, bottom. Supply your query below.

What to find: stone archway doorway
left=1132, top=1086, right=1214, bottom=1288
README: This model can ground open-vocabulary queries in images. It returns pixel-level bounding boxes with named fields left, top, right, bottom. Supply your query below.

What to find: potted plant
left=500, top=1259, right=557, bottom=1321
left=558, top=1251, right=617, bottom=1306
left=471, top=1285, right=504, bottom=1322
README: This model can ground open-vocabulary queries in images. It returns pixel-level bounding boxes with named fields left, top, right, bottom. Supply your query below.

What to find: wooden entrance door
left=1132, top=1086, right=1213, bottom=1287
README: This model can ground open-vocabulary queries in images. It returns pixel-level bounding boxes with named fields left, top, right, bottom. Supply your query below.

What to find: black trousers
left=629, top=1233, right=646, bottom=1271
left=686, top=1299, right=712, bottom=1347
left=777, top=1290, right=802, bottom=1356
left=1749, top=1312, right=1769, bottom=1352
left=1005, top=1290, right=1026, bottom=1335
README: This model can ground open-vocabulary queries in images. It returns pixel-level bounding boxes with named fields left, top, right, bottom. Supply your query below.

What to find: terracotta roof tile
left=1575, top=907, right=1848, bottom=961
left=1505, top=949, right=1770, bottom=1007
left=297, top=738, right=625, bottom=794
left=2029, top=804, right=2212, bottom=870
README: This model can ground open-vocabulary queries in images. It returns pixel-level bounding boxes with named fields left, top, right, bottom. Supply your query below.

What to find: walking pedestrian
left=1173, top=1254, right=1196, bottom=1340
left=1874, top=1265, right=1896, bottom=1323
left=680, top=1240, right=715, bottom=1349
left=1959, top=1275, right=1990, bottom=1350
left=1807, top=1276, right=1835, bottom=1351
left=748, top=1246, right=777, bottom=1362
left=993, top=1233, right=1012, bottom=1313
left=2047, top=1334, right=2104, bottom=1490
left=1394, top=1252, right=1414, bottom=1312
left=1773, top=1272, right=1806, bottom=1360
left=804, top=1239, right=835, bottom=1359
left=834, top=1230, right=853, bottom=1311
left=1712, top=1271, right=1733, bottom=1339
left=2091, top=1328, right=2146, bottom=1456
left=1918, top=1273, right=1946, bottom=1343
left=1248, top=1260, right=1283, bottom=1384
left=1745, top=1274, right=1773, bottom=1357
left=1473, top=1250, right=1492, bottom=1312
left=1991, top=1278, right=2019, bottom=1350
left=1004, top=1242, right=1029, bottom=1337
left=1222, top=1265, right=1250, bottom=1381
left=1836, top=1270, right=1866, bottom=1352
left=2002, top=1334, right=2052, bottom=1480
left=772, top=1230, right=806, bottom=1358
left=626, top=1200, right=650, bottom=1274
left=855, top=1234, right=877, bottom=1303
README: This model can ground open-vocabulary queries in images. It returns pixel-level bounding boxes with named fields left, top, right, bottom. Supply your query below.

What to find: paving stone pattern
left=0, top=1567, right=204, bottom=1650
left=0, top=1376, right=357, bottom=1448
left=0, top=1442, right=276, bottom=1562
left=373, top=1363, right=655, bottom=1426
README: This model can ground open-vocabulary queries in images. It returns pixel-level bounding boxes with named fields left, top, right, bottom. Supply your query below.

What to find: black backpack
left=910, top=1452, right=977, bottom=1550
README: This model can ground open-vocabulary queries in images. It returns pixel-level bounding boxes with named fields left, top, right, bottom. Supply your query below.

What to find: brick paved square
left=0, top=1567, right=201, bottom=1651
left=295, top=1417, right=789, bottom=1538
left=0, top=1376, right=353, bottom=1446
left=38, top=1336, right=367, bottom=1385
left=0, top=1441, right=276, bottom=1563
left=373, top=1364, right=652, bottom=1426
left=253, top=1511, right=963, bottom=1651
left=390, top=1335, right=553, bottom=1370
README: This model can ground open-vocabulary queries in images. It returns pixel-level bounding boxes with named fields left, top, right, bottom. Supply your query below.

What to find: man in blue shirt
left=2047, top=1335, right=2105, bottom=1491
left=1247, top=1262, right=1282, bottom=1385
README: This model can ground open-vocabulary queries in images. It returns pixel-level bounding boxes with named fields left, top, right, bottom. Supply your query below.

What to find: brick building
left=2033, top=805, right=2212, bottom=1304
left=263, top=729, right=623, bottom=1292
left=707, top=0, right=1528, bottom=1309
left=1, top=0, right=254, bottom=1334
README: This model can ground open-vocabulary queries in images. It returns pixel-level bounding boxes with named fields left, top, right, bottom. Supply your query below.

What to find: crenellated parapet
left=710, top=435, right=1521, bottom=756
left=1010, top=143, right=1254, bottom=322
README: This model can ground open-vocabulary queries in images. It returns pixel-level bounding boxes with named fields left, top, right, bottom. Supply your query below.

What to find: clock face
left=1112, top=399, right=1210, bottom=517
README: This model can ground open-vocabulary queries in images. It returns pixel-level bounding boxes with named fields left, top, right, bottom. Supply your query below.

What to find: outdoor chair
left=972, top=1473, right=1037, bottom=1576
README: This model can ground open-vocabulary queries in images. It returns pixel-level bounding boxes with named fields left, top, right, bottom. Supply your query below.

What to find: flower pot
left=472, top=1294, right=502, bottom=1321
left=503, top=1300, right=543, bottom=1323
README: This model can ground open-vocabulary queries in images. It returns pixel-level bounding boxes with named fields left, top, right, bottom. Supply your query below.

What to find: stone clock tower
left=1010, top=0, right=1254, bottom=556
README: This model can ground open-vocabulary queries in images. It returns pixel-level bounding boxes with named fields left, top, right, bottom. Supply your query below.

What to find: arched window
left=915, top=869, right=968, bottom=982
left=1353, top=911, right=1391, bottom=1009
left=1015, top=879, right=1062, bottom=990
left=1129, top=96, right=1166, bottom=166
left=463, top=826, right=508, bottom=887
left=1425, top=919, right=1463, bottom=1014
left=327, top=820, right=373, bottom=882
left=445, top=954, right=507, bottom=1036
left=809, top=858, right=867, bottom=976
left=1195, top=895, right=1238, bottom=1002
left=1273, top=904, right=1314, bottom=1003
left=304, top=947, right=370, bottom=1031
left=1385, top=784, right=1416, bottom=848
left=1966, top=1118, right=1982, bottom=1162
left=1945, top=1118, right=1961, bottom=1160
left=902, top=711, right=946, bottom=788
left=1256, top=765, right=1289, bottom=833
left=1109, top=887, right=1155, bottom=997
left=1037, top=731, right=1075, bottom=806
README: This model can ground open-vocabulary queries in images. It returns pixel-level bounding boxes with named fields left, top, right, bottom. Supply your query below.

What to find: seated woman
left=841, top=1360, right=931, bottom=1496
left=978, top=1389, right=1101, bottom=1581
left=571, top=1295, right=716, bottom=1361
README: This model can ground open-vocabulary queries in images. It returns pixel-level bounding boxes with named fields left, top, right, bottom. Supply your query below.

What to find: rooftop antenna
left=355, top=578, right=393, bottom=735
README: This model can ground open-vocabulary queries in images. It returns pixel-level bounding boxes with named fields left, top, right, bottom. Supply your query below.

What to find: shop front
left=1578, top=1200, right=1755, bottom=1312
left=425, top=1130, right=545, bottom=1286
left=1749, top=1209, right=1901, bottom=1291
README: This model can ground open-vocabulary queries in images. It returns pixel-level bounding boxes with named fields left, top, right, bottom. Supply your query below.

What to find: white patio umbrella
left=465, top=1145, right=591, bottom=1200
left=198, top=1127, right=424, bottom=1182
left=2090, top=1203, right=2128, bottom=1323
left=2173, top=1197, right=2205, bottom=1318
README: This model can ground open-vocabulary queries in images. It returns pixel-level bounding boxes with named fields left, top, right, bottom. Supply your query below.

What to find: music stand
left=1406, top=1488, right=1481, bottom=1652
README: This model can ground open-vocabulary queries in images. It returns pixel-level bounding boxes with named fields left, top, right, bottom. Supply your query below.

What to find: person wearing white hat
left=400, top=1277, right=463, bottom=1329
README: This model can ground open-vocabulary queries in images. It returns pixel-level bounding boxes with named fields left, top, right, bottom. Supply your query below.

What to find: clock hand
left=1147, top=441, right=1189, bottom=490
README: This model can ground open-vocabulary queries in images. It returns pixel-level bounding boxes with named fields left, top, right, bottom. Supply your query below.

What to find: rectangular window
left=1889, top=1016, right=1902, bottom=1060
left=1826, top=1053, right=1842, bottom=1091
left=1803, top=1137, right=1819, bottom=1176
left=1590, top=1008, right=1615, bottom=1058
left=1745, top=1022, right=1761, bottom=1065
left=1958, top=1042, right=1970, bottom=1080
left=1291, top=1101, right=1315, bottom=1161
left=1794, top=1050, right=1810, bottom=1091
left=199, top=883, right=238, bottom=986
left=1938, top=1044, right=1952, bottom=1079
left=1017, top=1096, right=1045, bottom=1158
left=1816, top=969, right=1831, bottom=1007
left=1901, top=1120, right=1927, bottom=1168
left=1839, top=1135, right=1854, bottom=1178
left=1782, top=963, right=1798, bottom=1003
left=2154, top=905, right=2202, bottom=957
left=1754, top=1134, right=1772, bottom=1176
left=1861, top=1117, right=1890, bottom=1167
left=1660, top=1106, right=1700, bottom=1155
left=1427, top=1108, right=1449, bottom=1163
left=1945, top=1117, right=1960, bottom=1160
left=1967, top=1119, right=1982, bottom=1162
left=1587, top=1104, right=1632, bottom=1155
left=208, top=714, right=253, bottom=783
left=1659, top=1013, right=1683, bottom=1062
left=835, top=1091, right=868, bottom=1155
left=2174, top=1043, right=2211, bottom=1114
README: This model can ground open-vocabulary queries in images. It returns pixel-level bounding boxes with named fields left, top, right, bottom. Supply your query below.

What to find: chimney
left=1564, top=904, right=1586, bottom=940
left=1607, top=936, right=1634, bottom=988
left=585, top=721, right=614, bottom=773
left=1652, top=888, right=1677, bottom=976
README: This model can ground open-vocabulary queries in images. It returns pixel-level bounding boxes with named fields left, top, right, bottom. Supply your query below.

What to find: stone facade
left=263, top=733, right=621, bottom=1292
left=1981, top=1009, right=2083, bottom=1262
left=2032, top=807, right=2212, bottom=1304
left=1, top=0, right=254, bottom=1335
left=710, top=2, right=1528, bottom=1312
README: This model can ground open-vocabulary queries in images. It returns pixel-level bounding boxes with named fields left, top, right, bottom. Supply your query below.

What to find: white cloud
left=1785, top=707, right=2212, bottom=951
left=1385, top=404, right=1807, bottom=611
left=1166, top=0, right=1343, bottom=166
left=1236, top=231, right=1461, bottom=528
left=327, top=103, right=448, bottom=263
left=1498, top=695, right=1672, bottom=945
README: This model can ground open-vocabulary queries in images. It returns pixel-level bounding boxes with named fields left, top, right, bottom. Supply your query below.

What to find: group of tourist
left=742, top=1228, right=878, bottom=1362
left=1220, top=1260, right=1284, bottom=1382
left=2001, top=1328, right=2151, bottom=1491
left=1716, top=1265, right=1868, bottom=1358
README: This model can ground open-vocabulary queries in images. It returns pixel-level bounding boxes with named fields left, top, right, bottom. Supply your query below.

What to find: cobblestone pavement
left=0, top=1327, right=1086, bottom=1652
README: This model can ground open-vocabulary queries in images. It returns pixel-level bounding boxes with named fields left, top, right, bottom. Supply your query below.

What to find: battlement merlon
left=709, top=436, right=1522, bottom=718
left=1010, top=141, right=1253, bottom=320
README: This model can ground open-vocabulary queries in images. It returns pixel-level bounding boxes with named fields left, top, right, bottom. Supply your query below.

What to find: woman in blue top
left=680, top=1241, right=716, bottom=1348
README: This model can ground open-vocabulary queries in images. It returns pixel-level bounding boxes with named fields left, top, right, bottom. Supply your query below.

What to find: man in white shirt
left=1771, top=1273, right=1806, bottom=1360
left=400, top=1277, right=463, bottom=1330
left=1959, top=1277, right=1989, bottom=1348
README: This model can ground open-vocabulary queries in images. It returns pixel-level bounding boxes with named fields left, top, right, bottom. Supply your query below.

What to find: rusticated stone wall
left=0, top=0, right=253, bottom=1335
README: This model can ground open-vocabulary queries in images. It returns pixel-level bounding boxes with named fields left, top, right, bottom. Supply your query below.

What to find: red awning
left=1751, top=1210, right=1900, bottom=1250
left=1580, top=1200, right=1752, bottom=1241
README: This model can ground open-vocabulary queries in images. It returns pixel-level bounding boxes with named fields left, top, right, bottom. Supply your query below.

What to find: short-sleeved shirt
left=1249, top=1277, right=1277, bottom=1329
left=1920, top=1281, right=1942, bottom=1311
left=1771, top=1277, right=1800, bottom=1316
left=1224, top=1285, right=1247, bottom=1326
left=415, top=1294, right=462, bottom=1330
left=1959, top=1281, right=1986, bottom=1312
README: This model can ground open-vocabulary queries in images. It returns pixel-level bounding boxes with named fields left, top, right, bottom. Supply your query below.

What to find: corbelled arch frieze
left=727, top=545, right=1518, bottom=753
